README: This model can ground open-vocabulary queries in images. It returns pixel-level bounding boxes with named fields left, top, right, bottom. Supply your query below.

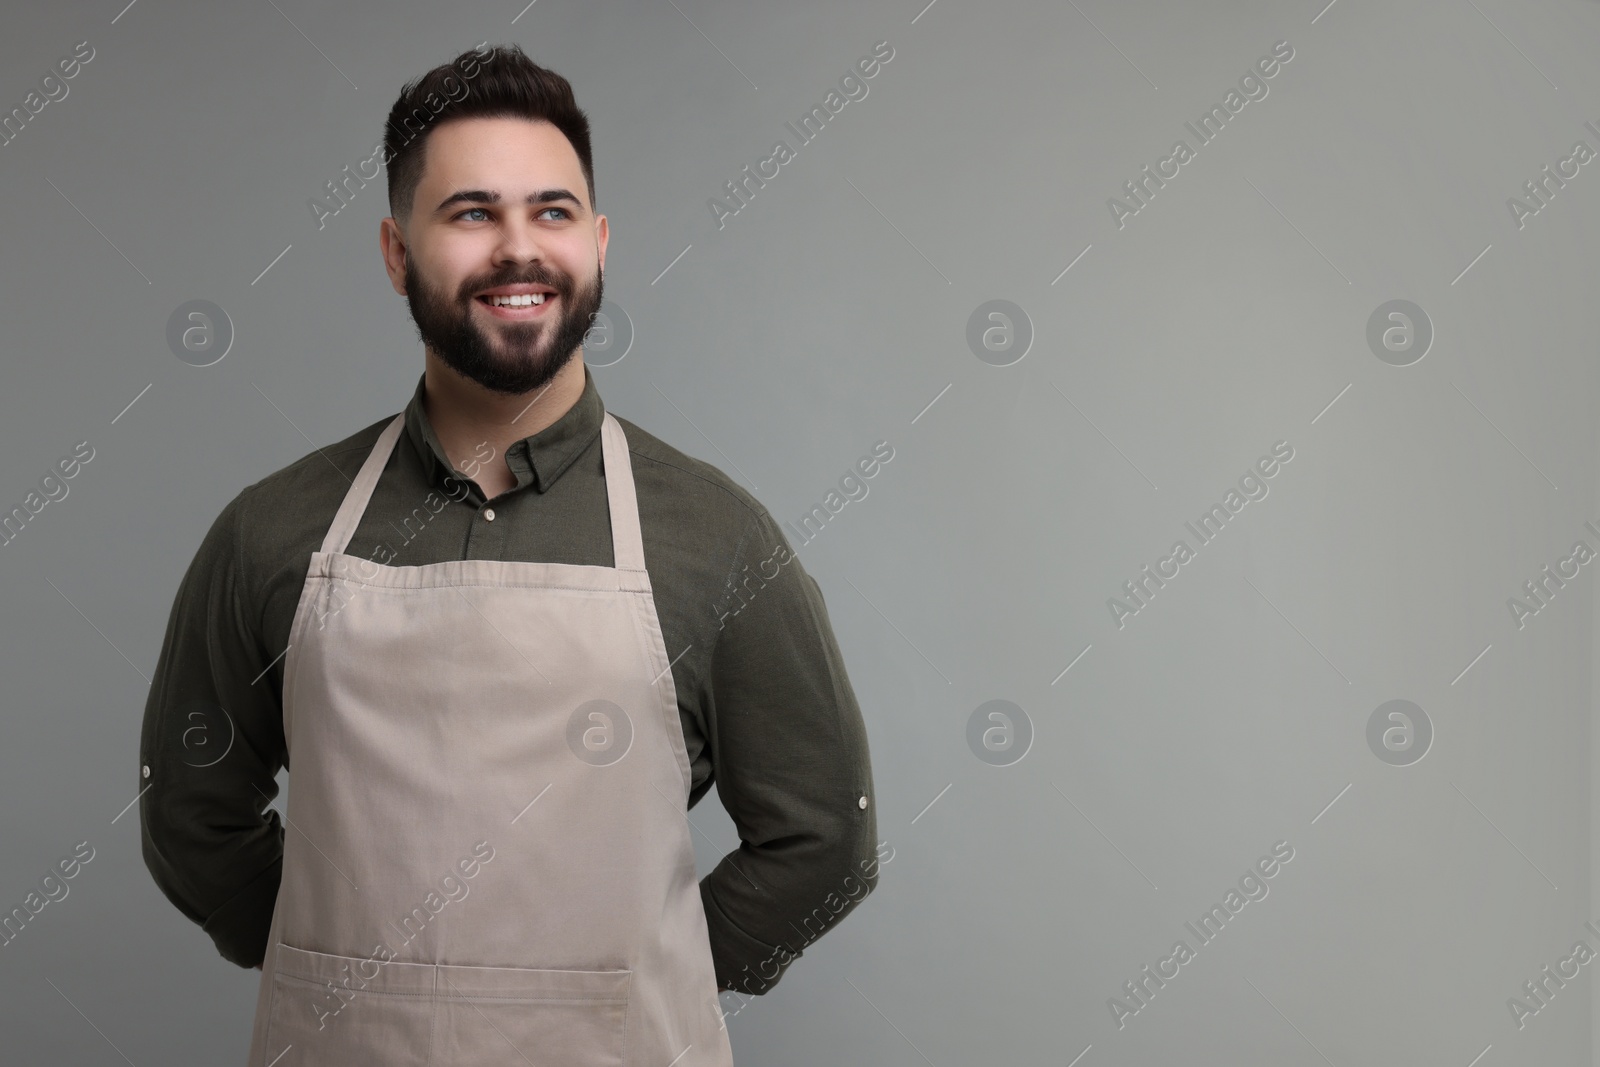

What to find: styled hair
left=382, top=42, right=595, bottom=226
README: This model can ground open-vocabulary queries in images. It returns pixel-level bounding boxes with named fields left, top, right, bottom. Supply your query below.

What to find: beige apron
left=245, top=410, right=735, bottom=1066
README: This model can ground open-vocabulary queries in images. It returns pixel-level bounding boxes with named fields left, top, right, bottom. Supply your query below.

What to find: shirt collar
left=403, top=362, right=606, bottom=497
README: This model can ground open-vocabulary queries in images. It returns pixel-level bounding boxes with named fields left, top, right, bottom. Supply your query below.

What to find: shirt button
left=142, top=765, right=150, bottom=779
left=858, top=795, right=868, bottom=810
left=483, top=508, right=496, bottom=521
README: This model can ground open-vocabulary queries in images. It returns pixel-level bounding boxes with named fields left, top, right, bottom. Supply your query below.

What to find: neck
left=421, top=351, right=587, bottom=484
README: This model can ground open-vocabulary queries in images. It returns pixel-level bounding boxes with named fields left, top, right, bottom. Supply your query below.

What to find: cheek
left=557, top=253, right=597, bottom=289
left=409, top=252, right=467, bottom=299
left=423, top=243, right=486, bottom=294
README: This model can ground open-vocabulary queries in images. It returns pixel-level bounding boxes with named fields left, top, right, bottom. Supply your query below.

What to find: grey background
left=1, top=0, right=1596, bottom=1063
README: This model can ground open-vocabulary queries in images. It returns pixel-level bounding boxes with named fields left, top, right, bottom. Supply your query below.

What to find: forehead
left=418, top=116, right=586, bottom=203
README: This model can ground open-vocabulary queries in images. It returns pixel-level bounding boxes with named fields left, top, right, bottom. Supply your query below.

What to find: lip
left=475, top=292, right=557, bottom=320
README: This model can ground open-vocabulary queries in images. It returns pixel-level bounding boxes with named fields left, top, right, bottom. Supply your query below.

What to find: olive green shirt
left=137, top=363, right=877, bottom=996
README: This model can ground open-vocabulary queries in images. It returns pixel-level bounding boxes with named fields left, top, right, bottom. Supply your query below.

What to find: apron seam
left=307, top=576, right=638, bottom=594
left=427, top=962, right=438, bottom=1067
left=260, top=978, right=283, bottom=1066
left=279, top=559, right=328, bottom=756
left=630, top=587, right=693, bottom=804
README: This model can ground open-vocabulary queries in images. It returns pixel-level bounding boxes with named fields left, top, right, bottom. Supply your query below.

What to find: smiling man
left=137, top=43, right=878, bottom=1066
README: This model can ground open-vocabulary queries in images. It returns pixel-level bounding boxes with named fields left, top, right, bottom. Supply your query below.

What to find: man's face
left=392, top=116, right=608, bottom=396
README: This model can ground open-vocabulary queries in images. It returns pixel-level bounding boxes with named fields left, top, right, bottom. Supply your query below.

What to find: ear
left=380, top=217, right=410, bottom=296
left=594, top=213, right=609, bottom=275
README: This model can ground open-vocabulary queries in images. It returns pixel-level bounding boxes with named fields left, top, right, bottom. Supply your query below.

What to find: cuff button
left=857, top=795, right=868, bottom=809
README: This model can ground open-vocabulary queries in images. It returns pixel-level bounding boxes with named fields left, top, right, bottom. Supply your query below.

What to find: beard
left=403, top=254, right=605, bottom=396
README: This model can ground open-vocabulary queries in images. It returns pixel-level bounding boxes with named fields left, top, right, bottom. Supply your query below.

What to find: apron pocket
left=263, top=942, right=436, bottom=1066
left=432, top=962, right=633, bottom=1067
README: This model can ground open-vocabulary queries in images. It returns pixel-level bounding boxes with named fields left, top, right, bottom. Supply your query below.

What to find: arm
left=138, top=489, right=287, bottom=968
left=699, top=509, right=879, bottom=996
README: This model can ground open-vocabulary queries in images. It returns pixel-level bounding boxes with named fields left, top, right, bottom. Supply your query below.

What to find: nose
left=488, top=212, right=553, bottom=275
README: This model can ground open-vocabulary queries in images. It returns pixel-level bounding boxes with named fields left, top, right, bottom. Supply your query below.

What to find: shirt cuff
left=700, top=880, right=799, bottom=996
left=200, top=857, right=281, bottom=968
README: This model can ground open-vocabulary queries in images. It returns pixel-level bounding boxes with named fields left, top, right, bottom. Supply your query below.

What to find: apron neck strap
left=319, top=409, right=647, bottom=573
left=597, top=413, right=647, bottom=572
left=320, top=414, right=405, bottom=557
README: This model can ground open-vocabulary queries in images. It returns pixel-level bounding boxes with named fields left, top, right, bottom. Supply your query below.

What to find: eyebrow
left=434, top=188, right=584, bottom=216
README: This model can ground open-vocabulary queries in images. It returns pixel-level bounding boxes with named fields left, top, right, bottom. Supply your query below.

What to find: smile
left=475, top=293, right=556, bottom=319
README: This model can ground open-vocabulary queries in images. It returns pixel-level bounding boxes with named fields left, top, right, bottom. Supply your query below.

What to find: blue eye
left=453, top=206, right=573, bottom=222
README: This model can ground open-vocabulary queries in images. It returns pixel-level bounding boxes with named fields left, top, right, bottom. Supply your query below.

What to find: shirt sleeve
left=138, top=487, right=286, bottom=968
left=699, top=508, right=879, bottom=996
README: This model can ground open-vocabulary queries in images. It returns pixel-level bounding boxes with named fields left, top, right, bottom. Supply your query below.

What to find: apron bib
left=244, top=411, right=734, bottom=1066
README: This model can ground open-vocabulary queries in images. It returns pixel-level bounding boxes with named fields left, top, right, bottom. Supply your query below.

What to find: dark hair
left=382, top=42, right=595, bottom=226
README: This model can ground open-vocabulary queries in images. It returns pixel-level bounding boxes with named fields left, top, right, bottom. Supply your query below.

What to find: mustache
left=463, top=272, right=568, bottom=298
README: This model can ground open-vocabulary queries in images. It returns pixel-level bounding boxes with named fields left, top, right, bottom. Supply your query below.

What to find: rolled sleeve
left=138, top=488, right=286, bottom=968
left=699, top=509, right=879, bottom=995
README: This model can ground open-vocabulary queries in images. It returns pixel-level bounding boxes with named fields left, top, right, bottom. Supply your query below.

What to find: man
left=138, top=43, right=878, bottom=1065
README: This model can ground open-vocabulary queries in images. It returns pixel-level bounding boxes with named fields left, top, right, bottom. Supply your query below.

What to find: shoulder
left=201, top=412, right=399, bottom=585
left=610, top=412, right=776, bottom=537
left=607, top=412, right=815, bottom=647
left=608, top=413, right=805, bottom=600
left=232, top=412, right=396, bottom=519
left=241, top=412, right=398, bottom=502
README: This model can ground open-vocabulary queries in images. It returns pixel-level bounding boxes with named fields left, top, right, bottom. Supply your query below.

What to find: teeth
left=486, top=293, right=547, bottom=307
